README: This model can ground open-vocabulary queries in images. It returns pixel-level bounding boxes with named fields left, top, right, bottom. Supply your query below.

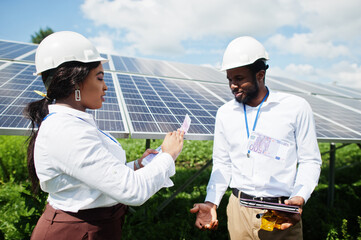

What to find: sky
left=1, top=0, right=361, bottom=89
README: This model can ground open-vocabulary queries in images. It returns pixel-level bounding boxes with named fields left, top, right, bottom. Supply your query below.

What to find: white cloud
left=266, top=34, right=350, bottom=59
left=328, top=61, right=361, bottom=89
left=80, top=0, right=303, bottom=56
left=80, top=0, right=361, bottom=90
left=269, top=62, right=361, bottom=89
left=88, top=32, right=116, bottom=54
left=269, top=64, right=320, bottom=83
left=299, top=0, right=361, bottom=42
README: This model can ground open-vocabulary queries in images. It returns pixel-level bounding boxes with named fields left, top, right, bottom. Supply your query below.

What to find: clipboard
left=239, top=198, right=300, bottom=213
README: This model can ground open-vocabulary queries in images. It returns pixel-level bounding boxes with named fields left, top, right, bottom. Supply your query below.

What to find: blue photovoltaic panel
left=0, top=40, right=37, bottom=60
left=158, top=77, right=217, bottom=134
left=111, top=54, right=226, bottom=83
left=266, top=77, right=361, bottom=141
left=323, top=84, right=361, bottom=99
left=204, top=82, right=233, bottom=102
left=0, top=39, right=360, bottom=143
left=0, top=63, right=42, bottom=130
left=266, top=78, right=300, bottom=93
left=168, top=61, right=226, bottom=83
left=273, top=76, right=361, bottom=99
left=22, top=52, right=36, bottom=62
left=322, top=96, right=361, bottom=111
left=112, top=55, right=188, bottom=79
left=111, top=55, right=128, bottom=72
left=293, top=92, right=361, bottom=140
left=0, top=61, right=128, bottom=137
left=138, top=58, right=187, bottom=79
left=117, top=73, right=226, bottom=138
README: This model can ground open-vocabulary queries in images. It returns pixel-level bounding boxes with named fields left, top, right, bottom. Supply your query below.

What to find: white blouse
left=34, top=104, right=175, bottom=212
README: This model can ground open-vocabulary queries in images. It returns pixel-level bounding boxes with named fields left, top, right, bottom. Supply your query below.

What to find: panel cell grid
left=169, top=61, right=226, bottom=83
left=0, top=64, right=41, bottom=129
left=0, top=62, right=127, bottom=135
left=0, top=41, right=37, bottom=60
left=294, top=93, right=361, bottom=139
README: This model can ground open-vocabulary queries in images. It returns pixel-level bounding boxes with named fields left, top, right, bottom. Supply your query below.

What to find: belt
left=232, top=188, right=288, bottom=204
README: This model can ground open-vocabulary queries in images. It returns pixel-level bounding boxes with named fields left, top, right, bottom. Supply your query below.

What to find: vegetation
left=30, top=27, right=54, bottom=44
left=0, top=135, right=360, bottom=239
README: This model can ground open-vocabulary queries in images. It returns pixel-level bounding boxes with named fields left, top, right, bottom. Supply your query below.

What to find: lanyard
left=243, top=88, right=269, bottom=157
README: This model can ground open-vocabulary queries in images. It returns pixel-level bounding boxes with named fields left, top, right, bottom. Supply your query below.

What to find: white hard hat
left=35, top=31, right=108, bottom=75
left=221, top=36, right=269, bottom=71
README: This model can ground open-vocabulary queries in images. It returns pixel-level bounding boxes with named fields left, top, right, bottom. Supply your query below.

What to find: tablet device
left=239, top=198, right=300, bottom=213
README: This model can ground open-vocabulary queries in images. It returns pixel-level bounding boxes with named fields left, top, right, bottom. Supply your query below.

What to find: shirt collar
left=48, top=104, right=95, bottom=122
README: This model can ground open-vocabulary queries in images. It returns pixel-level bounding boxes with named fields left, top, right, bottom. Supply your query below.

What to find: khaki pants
left=227, top=193, right=303, bottom=240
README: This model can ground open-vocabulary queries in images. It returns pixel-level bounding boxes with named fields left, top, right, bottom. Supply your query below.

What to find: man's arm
left=191, top=109, right=232, bottom=230
left=291, top=100, right=322, bottom=202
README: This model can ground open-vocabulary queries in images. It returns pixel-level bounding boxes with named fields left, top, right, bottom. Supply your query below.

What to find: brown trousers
left=31, top=203, right=128, bottom=240
left=227, top=193, right=303, bottom=240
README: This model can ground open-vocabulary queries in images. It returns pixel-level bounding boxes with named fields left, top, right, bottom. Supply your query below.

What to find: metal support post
left=145, top=139, right=151, bottom=151
left=327, top=143, right=336, bottom=208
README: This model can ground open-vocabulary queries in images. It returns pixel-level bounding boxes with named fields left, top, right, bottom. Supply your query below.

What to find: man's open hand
left=190, top=202, right=218, bottom=230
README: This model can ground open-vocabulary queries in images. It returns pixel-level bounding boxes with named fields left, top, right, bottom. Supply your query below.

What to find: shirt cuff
left=157, top=152, right=175, bottom=177
left=290, top=185, right=311, bottom=203
left=126, top=161, right=135, bottom=170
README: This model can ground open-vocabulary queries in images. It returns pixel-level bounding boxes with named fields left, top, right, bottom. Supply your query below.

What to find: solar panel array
left=0, top=39, right=360, bottom=143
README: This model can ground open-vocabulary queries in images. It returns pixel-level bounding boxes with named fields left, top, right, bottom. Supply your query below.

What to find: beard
left=234, top=76, right=259, bottom=104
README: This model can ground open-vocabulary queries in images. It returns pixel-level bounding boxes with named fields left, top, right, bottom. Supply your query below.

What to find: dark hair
left=23, top=61, right=100, bottom=193
left=246, top=59, right=269, bottom=82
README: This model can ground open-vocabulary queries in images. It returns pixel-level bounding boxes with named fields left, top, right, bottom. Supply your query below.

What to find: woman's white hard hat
left=221, top=36, right=269, bottom=71
left=35, top=31, right=108, bottom=75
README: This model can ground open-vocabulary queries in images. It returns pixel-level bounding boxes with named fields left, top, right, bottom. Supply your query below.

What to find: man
left=190, top=36, right=322, bottom=240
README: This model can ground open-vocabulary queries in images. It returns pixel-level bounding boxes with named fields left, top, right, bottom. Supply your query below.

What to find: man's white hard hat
left=35, top=31, right=108, bottom=75
left=221, top=36, right=269, bottom=71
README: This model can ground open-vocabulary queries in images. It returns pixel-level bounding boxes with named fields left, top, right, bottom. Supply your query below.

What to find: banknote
left=179, top=114, right=191, bottom=133
left=142, top=114, right=191, bottom=166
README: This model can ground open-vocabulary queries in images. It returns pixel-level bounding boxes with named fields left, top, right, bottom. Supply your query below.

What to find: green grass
left=0, top=136, right=360, bottom=239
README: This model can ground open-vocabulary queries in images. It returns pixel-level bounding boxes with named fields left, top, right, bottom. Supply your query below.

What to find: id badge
left=247, top=132, right=289, bottom=160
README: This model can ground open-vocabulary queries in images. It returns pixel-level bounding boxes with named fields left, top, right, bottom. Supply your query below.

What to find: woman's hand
left=135, top=149, right=159, bottom=170
left=161, top=129, right=184, bottom=160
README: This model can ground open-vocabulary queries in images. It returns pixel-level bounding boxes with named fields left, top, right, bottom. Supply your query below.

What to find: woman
left=24, top=31, right=184, bottom=239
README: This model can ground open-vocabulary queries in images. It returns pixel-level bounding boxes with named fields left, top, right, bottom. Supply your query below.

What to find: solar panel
left=0, top=39, right=360, bottom=143
left=168, top=61, right=226, bottom=83
left=294, top=92, right=361, bottom=141
left=111, top=54, right=227, bottom=83
left=22, top=52, right=36, bottom=62
left=0, top=40, right=37, bottom=60
left=117, top=74, right=213, bottom=139
left=112, top=55, right=190, bottom=79
left=267, top=76, right=361, bottom=142
left=0, top=60, right=128, bottom=137
left=272, top=76, right=361, bottom=99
